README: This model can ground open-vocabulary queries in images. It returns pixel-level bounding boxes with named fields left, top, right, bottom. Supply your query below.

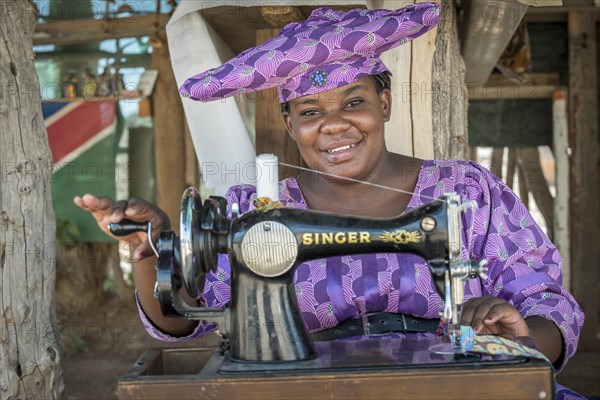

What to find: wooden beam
left=34, top=51, right=151, bottom=69
left=568, top=11, right=600, bottom=351
left=527, top=0, right=597, bottom=13
left=34, top=14, right=170, bottom=46
left=260, top=6, right=305, bottom=28
left=526, top=0, right=600, bottom=22
left=552, top=88, right=571, bottom=291
left=468, top=73, right=560, bottom=101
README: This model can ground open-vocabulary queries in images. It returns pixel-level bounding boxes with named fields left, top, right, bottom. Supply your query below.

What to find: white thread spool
left=256, top=154, right=279, bottom=202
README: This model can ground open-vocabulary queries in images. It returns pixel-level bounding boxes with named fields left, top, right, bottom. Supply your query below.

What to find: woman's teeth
left=327, top=144, right=355, bottom=153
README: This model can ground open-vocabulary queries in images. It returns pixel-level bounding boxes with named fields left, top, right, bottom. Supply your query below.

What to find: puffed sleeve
left=460, top=161, right=584, bottom=371
left=136, top=184, right=258, bottom=342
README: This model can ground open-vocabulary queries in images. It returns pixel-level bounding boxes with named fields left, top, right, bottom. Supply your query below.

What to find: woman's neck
left=296, top=153, right=423, bottom=218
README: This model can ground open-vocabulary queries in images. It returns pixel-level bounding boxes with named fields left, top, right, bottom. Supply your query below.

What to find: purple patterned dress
left=138, top=160, right=584, bottom=399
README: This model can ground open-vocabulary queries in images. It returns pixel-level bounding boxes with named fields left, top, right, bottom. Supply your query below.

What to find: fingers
left=126, top=198, right=171, bottom=232
left=74, top=194, right=171, bottom=248
left=109, top=200, right=129, bottom=223
left=75, top=194, right=114, bottom=212
left=74, top=194, right=117, bottom=224
left=460, top=296, right=528, bottom=338
left=460, top=295, right=506, bottom=333
left=74, top=195, right=168, bottom=224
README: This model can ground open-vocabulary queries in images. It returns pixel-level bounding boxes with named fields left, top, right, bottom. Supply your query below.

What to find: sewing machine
left=114, top=158, right=553, bottom=399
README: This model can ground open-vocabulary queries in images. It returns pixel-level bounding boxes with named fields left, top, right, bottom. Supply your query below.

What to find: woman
left=75, top=3, right=584, bottom=398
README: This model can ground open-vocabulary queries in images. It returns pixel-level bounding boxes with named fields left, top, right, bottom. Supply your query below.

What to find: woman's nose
left=320, top=110, right=352, bottom=135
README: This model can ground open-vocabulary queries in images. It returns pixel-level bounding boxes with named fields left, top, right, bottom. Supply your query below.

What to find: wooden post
left=376, top=0, right=467, bottom=160
left=506, top=148, right=517, bottom=190
left=432, top=0, right=468, bottom=160
left=490, top=148, right=505, bottom=179
left=0, top=0, right=63, bottom=397
left=516, top=148, right=554, bottom=241
left=568, top=11, right=600, bottom=351
left=552, top=89, right=570, bottom=291
left=151, top=31, right=186, bottom=232
left=516, top=164, right=529, bottom=209
left=255, top=11, right=304, bottom=179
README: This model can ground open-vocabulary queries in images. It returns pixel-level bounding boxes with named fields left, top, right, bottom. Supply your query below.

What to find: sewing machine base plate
left=118, top=338, right=553, bottom=400
left=219, top=337, right=528, bottom=373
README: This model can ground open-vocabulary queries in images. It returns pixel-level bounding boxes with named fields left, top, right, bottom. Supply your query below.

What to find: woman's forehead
left=291, top=77, right=375, bottom=105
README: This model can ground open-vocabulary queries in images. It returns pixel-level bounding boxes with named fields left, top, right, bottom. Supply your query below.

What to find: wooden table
left=118, top=339, right=553, bottom=400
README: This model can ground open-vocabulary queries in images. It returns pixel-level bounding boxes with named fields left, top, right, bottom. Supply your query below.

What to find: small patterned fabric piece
left=179, top=3, right=441, bottom=103
left=460, top=326, right=476, bottom=352
left=470, top=334, right=550, bottom=364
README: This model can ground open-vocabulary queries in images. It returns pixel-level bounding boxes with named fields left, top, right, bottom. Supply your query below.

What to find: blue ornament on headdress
left=309, top=69, right=328, bottom=87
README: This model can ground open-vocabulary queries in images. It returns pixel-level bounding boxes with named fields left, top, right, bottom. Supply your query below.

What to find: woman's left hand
left=460, top=295, right=530, bottom=340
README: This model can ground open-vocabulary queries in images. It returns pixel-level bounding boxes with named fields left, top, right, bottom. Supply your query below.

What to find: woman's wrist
left=525, top=316, right=564, bottom=364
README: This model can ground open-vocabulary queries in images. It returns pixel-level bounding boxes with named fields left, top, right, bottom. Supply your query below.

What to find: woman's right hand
left=73, top=194, right=171, bottom=260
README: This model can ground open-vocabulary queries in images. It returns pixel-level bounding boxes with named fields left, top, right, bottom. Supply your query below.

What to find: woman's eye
left=346, top=99, right=363, bottom=108
left=301, top=109, right=320, bottom=117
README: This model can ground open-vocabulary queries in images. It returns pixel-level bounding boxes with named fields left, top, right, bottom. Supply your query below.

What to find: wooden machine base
left=118, top=340, right=554, bottom=400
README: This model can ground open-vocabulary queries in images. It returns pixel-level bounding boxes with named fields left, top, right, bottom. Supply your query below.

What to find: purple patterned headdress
left=180, top=3, right=441, bottom=103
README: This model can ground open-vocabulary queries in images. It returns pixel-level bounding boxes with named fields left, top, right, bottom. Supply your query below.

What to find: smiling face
left=282, top=76, right=392, bottom=183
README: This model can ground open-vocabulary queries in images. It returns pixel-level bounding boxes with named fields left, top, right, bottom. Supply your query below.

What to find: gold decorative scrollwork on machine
left=380, top=230, right=423, bottom=244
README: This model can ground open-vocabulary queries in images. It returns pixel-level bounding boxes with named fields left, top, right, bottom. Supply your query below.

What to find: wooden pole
left=516, top=147, right=554, bottom=241
left=552, top=89, right=571, bottom=291
left=516, top=163, right=530, bottom=209
left=0, top=0, right=63, bottom=397
left=490, top=147, right=505, bottom=179
left=506, top=148, right=517, bottom=190
left=151, top=32, right=186, bottom=233
left=432, top=0, right=468, bottom=160
left=568, top=11, right=600, bottom=351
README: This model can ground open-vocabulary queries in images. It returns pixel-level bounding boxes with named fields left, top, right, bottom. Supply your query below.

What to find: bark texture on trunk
left=0, top=1, right=64, bottom=398
left=432, top=0, right=468, bottom=160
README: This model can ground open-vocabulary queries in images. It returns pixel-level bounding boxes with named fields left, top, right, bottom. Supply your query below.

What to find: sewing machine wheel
left=180, top=187, right=208, bottom=298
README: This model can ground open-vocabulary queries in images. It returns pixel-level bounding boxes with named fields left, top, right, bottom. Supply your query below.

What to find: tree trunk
left=0, top=1, right=64, bottom=398
left=432, top=0, right=468, bottom=160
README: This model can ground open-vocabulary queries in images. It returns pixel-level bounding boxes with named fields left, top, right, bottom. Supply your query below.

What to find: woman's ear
left=380, top=88, right=392, bottom=122
left=282, top=112, right=296, bottom=141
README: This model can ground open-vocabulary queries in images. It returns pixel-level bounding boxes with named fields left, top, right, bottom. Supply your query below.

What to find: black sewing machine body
left=109, top=188, right=488, bottom=365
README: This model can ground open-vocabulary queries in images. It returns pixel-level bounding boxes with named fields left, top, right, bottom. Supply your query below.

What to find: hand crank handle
left=108, top=219, right=149, bottom=236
